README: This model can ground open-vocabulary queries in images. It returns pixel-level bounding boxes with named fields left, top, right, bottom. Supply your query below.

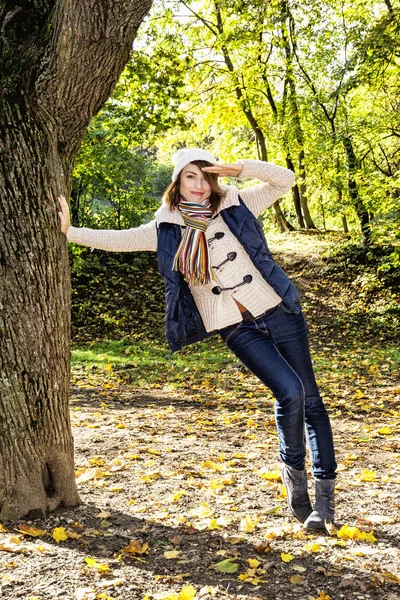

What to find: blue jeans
left=219, top=303, right=337, bottom=479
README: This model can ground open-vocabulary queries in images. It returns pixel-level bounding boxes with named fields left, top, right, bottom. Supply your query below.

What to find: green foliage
left=69, top=248, right=165, bottom=343
left=70, top=0, right=400, bottom=272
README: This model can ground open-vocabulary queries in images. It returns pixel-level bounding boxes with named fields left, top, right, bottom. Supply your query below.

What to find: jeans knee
left=305, top=394, right=328, bottom=417
left=276, top=380, right=305, bottom=415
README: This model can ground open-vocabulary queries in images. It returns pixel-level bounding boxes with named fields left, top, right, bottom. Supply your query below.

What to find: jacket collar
left=154, top=185, right=241, bottom=225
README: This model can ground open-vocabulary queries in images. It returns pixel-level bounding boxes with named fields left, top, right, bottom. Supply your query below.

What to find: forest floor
left=1, top=233, right=399, bottom=600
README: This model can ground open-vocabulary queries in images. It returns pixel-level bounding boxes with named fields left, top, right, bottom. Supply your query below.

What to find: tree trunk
left=260, top=70, right=302, bottom=229
left=280, top=0, right=316, bottom=230
left=285, top=155, right=304, bottom=228
left=0, top=0, right=152, bottom=520
left=342, top=135, right=371, bottom=246
left=213, top=1, right=294, bottom=234
left=298, top=149, right=317, bottom=229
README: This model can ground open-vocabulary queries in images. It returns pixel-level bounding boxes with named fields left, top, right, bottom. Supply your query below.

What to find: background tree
left=0, top=0, right=152, bottom=519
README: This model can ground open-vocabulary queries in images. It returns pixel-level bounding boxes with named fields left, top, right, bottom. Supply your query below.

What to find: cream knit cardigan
left=67, top=159, right=296, bottom=331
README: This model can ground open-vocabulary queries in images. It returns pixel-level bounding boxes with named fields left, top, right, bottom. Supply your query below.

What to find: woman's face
left=179, top=163, right=211, bottom=203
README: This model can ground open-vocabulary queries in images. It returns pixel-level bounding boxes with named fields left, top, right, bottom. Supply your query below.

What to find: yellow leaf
left=148, top=448, right=161, bottom=455
left=16, top=524, right=47, bottom=537
left=141, top=472, right=162, bottom=482
left=289, top=575, right=305, bottom=584
left=240, top=515, right=258, bottom=533
left=201, top=460, right=223, bottom=471
left=377, top=427, right=391, bottom=435
left=85, top=557, right=110, bottom=573
left=358, top=469, right=376, bottom=482
left=265, top=525, right=292, bottom=539
left=66, top=529, right=81, bottom=539
left=304, top=543, right=322, bottom=553
left=337, top=525, right=376, bottom=542
left=170, top=490, right=189, bottom=502
left=179, top=586, right=196, bottom=600
left=52, top=527, right=68, bottom=543
left=258, top=469, right=281, bottom=481
left=207, top=518, right=222, bottom=530
left=281, top=552, right=294, bottom=562
left=164, top=550, right=181, bottom=559
left=0, top=524, right=9, bottom=533
left=248, top=558, right=261, bottom=568
left=382, top=571, right=400, bottom=584
left=365, top=531, right=377, bottom=544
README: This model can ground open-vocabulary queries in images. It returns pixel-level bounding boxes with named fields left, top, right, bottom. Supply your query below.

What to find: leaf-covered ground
left=1, top=233, right=399, bottom=600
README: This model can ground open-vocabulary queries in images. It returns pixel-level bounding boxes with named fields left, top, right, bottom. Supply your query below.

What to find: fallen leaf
left=377, top=427, right=392, bottom=435
left=289, top=575, right=306, bottom=585
left=281, top=552, right=294, bottom=562
left=248, top=558, right=261, bottom=568
left=85, top=557, right=110, bottom=574
left=362, top=515, right=395, bottom=525
left=178, top=586, right=196, bottom=600
left=188, top=504, right=213, bottom=519
left=293, top=565, right=307, bottom=572
left=164, top=550, right=181, bottom=559
left=97, top=511, right=112, bottom=520
left=52, top=527, right=69, bottom=543
left=258, top=469, right=281, bottom=481
left=0, top=536, right=27, bottom=554
left=337, top=525, right=376, bottom=543
left=304, top=543, right=322, bottom=553
left=16, top=524, right=47, bottom=537
left=240, top=515, right=258, bottom=533
left=212, top=557, right=239, bottom=573
left=254, top=542, right=272, bottom=554
left=119, top=540, right=149, bottom=558
left=358, top=469, right=376, bottom=482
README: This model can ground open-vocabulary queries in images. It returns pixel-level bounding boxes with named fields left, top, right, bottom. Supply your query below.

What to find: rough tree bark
left=0, top=0, right=152, bottom=519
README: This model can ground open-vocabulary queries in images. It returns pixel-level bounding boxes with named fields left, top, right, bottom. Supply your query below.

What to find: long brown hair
left=163, top=160, right=226, bottom=215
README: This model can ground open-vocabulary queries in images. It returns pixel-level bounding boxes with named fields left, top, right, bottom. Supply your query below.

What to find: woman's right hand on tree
left=58, top=195, right=70, bottom=236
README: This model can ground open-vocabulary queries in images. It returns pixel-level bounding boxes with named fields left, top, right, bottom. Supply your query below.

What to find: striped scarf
left=173, top=197, right=214, bottom=285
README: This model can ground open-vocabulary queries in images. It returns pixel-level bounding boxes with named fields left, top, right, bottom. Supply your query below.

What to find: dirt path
left=1, top=239, right=399, bottom=600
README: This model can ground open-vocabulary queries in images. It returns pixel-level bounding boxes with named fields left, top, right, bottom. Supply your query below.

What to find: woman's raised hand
left=201, top=163, right=243, bottom=178
left=58, top=195, right=70, bottom=236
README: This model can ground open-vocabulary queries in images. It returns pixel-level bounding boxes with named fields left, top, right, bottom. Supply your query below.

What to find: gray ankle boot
left=304, top=478, right=335, bottom=530
left=281, top=464, right=313, bottom=524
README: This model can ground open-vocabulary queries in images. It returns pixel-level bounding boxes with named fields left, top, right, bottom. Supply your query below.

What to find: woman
left=59, top=148, right=337, bottom=530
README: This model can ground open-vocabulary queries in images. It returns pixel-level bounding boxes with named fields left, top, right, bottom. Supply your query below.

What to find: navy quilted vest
left=157, top=196, right=300, bottom=352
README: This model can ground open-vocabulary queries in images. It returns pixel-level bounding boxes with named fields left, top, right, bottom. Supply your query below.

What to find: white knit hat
left=171, top=148, right=216, bottom=182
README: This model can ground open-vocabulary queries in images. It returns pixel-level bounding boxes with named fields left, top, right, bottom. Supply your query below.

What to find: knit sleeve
left=237, top=160, right=295, bottom=218
left=66, top=219, right=158, bottom=252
